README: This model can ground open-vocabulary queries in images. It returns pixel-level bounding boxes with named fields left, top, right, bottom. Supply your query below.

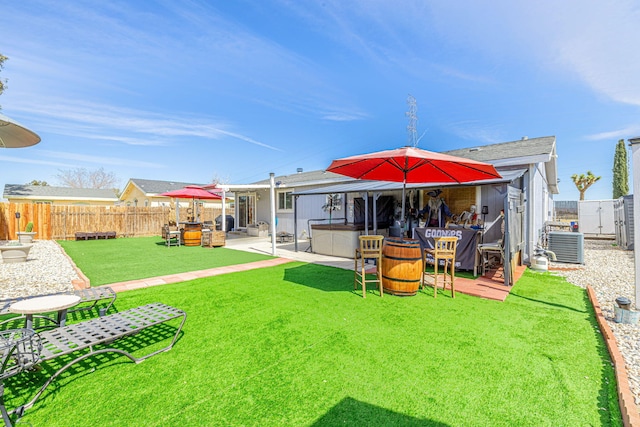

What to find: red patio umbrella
left=161, top=185, right=222, bottom=223
left=161, top=185, right=222, bottom=200
left=326, top=146, right=502, bottom=221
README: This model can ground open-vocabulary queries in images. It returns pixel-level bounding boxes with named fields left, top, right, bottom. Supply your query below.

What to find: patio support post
left=628, top=137, right=640, bottom=305
left=221, top=188, right=226, bottom=232
left=373, top=192, right=381, bottom=235
left=269, top=173, right=277, bottom=256
left=504, top=195, right=511, bottom=287
left=294, top=195, right=299, bottom=252
left=360, top=192, right=369, bottom=235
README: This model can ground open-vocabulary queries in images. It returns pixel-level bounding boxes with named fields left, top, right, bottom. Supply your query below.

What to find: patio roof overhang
left=203, top=183, right=271, bottom=192
left=292, top=168, right=526, bottom=196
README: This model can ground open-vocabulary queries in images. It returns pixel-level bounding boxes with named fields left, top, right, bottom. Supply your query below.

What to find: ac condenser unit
left=547, top=231, right=584, bottom=264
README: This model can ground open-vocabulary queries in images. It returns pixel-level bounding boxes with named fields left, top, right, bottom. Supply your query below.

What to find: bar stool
left=422, top=236, right=457, bottom=297
left=354, top=235, right=384, bottom=298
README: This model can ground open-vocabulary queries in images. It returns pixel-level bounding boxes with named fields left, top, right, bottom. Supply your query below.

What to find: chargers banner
left=412, top=227, right=480, bottom=271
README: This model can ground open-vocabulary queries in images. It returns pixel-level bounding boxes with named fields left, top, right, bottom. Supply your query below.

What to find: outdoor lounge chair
left=0, top=302, right=186, bottom=426
left=0, top=287, right=117, bottom=330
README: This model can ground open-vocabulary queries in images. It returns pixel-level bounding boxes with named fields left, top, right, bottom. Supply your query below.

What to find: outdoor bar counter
left=311, top=223, right=364, bottom=258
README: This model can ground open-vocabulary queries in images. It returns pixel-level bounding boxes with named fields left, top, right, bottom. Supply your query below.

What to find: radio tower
left=406, top=94, right=418, bottom=147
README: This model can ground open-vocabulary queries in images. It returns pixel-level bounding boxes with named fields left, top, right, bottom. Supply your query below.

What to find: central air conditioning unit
left=547, top=231, right=584, bottom=264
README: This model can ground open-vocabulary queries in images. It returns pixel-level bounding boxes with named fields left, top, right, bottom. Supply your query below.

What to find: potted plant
left=17, top=222, right=37, bottom=244
left=322, top=194, right=342, bottom=224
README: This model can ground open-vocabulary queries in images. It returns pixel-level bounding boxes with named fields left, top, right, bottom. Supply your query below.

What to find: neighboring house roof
left=445, top=136, right=559, bottom=194
left=125, top=178, right=207, bottom=196
left=250, top=170, right=352, bottom=188
left=3, top=184, right=118, bottom=201
left=444, top=136, right=556, bottom=166
left=252, top=137, right=558, bottom=194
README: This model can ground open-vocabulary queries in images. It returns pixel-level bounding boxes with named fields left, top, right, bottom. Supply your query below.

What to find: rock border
left=53, top=240, right=90, bottom=289
left=588, top=285, right=640, bottom=426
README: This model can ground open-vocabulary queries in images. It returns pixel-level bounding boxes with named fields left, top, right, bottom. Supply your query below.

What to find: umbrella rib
left=405, top=159, right=500, bottom=183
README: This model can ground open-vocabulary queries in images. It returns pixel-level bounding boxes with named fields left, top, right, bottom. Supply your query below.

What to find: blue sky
left=1, top=0, right=639, bottom=201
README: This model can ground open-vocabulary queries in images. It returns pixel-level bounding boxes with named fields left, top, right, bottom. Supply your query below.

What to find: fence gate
left=614, top=195, right=634, bottom=250
left=578, top=200, right=615, bottom=235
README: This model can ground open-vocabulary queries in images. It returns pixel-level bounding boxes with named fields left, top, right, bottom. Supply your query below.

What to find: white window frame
left=277, top=190, right=294, bottom=212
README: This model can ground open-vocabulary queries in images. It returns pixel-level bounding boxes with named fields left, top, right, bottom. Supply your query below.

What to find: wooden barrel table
left=182, top=223, right=202, bottom=246
left=381, top=237, right=423, bottom=296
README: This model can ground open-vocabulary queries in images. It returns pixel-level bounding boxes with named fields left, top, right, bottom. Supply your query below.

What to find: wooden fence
left=0, top=203, right=225, bottom=240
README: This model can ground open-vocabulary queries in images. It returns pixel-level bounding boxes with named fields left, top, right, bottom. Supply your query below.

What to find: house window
left=277, top=190, right=293, bottom=212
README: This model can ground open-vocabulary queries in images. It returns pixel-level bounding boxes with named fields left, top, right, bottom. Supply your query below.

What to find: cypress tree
left=613, top=139, right=629, bottom=199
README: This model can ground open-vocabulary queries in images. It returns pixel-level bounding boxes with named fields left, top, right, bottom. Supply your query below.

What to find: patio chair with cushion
left=354, top=235, right=384, bottom=298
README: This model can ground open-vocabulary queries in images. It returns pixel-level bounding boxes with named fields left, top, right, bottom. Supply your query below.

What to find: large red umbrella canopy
left=161, top=185, right=222, bottom=223
left=327, top=146, right=502, bottom=221
left=160, top=185, right=222, bottom=200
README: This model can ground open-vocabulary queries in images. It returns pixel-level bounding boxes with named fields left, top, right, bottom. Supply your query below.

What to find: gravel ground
left=1, top=238, right=638, bottom=412
left=0, top=240, right=78, bottom=299
left=551, top=239, right=640, bottom=411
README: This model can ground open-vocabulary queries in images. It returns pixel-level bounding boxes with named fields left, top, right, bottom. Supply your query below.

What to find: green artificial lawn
left=58, top=237, right=274, bottom=286
left=6, top=265, right=621, bottom=426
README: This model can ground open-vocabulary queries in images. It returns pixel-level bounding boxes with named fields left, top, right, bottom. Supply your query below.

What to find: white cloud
left=290, top=1, right=640, bottom=106
left=423, top=0, right=640, bottom=105
left=443, top=120, right=507, bottom=145
left=7, top=97, right=280, bottom=150
left=585, top=126, right=640, bottom=141
left=35, top=150, right=163, bottom=168
left=2, top=1, right=369, bottom=135
left=0, top=154, right=74, bottom=168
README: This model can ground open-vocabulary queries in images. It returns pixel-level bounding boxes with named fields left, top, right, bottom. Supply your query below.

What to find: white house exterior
left=446, top=136, right=559, bottom=263
left=241, top=170, right=353, bottom=234
left=245, top=136, right=559, bottom=268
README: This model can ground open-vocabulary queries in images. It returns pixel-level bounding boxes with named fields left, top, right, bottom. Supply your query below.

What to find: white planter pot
left=17, top=232, right=37, bottom=244
left=0, top=243, right=33, bottom=263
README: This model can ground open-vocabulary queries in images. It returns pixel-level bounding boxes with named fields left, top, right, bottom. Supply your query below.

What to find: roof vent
left=297, top=168, right=303, bottom=173
left=522, top=136, right=528, bottom=140
left=469, top=147, right=480, bottom=152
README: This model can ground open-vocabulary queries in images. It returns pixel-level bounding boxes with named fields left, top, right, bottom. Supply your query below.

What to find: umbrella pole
left=400, top=182, right=406, bottom=234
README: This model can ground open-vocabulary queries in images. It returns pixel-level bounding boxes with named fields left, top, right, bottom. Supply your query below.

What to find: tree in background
left=27, top=180, right=49, bottom=186
left=571, top=171, right=601, bottom=200
left=209, top=172, right=230, bottom=186
left=612, top=139, right=629, bottom=199
left=0, top=53, right=7, bottom=109
left=56, top=167, right=119, bottom=192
